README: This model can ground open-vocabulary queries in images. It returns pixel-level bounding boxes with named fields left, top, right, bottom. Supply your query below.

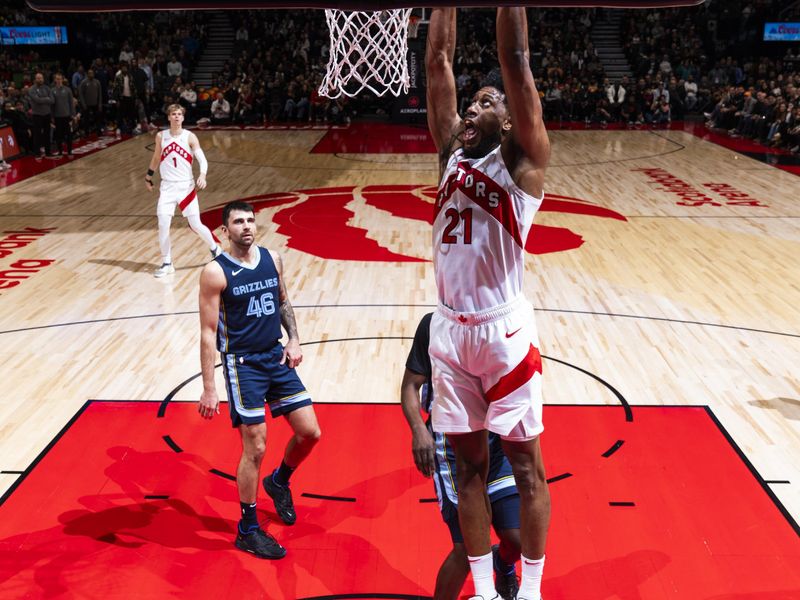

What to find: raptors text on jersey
left=433, top=146, right=544, bottom=313
left=159, top=129, right=194, bottom=182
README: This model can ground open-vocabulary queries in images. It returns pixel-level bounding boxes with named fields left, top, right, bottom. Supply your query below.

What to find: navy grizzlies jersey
left=216, top=247, right=282, bottom=353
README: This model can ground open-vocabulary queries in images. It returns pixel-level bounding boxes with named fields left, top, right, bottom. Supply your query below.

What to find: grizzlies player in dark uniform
left=401, top=314, right=521, bottom=600
left=198, top=200, right=321, bottom=559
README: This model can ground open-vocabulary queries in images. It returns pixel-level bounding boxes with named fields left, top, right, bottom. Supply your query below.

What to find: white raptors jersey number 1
left=159, top=129, right=194, bottom=182
left=433, top=146, right=544, bottom=313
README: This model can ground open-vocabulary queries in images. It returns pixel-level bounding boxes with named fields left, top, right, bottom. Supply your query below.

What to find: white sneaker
left=154, top=262, right=175, bottom=277
left=0, top=161, right=10, bottom=171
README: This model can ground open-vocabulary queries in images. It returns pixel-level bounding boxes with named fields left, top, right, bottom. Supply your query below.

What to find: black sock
left=273, top=460, right=295, bottom=486
left=239, top=501, right=258, bottom=534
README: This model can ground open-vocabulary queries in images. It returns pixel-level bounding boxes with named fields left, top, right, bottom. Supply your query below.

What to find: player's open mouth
left=463, top=121, right=477, bottom=142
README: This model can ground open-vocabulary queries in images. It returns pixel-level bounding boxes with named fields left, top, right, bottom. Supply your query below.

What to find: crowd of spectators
left=203, top=10, right=352, bottom=125
left=1, top=2, right=208, bottom=157
left=704, top=75, right=800, bottom=151
left=453, top=9, right=610, bottom=123
left=616, top=0, right=800, bottom=151
left=1, top=1, right=799, bottom=160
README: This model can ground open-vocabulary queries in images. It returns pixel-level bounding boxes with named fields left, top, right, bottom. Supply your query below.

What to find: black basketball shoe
left=234, top=527, right=287, bottom=559
left=262, top=474, right=297, bottom=525
left=493, top=544, right=520, bottom=600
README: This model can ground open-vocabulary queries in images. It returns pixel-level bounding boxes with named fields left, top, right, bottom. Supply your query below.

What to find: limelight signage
left=764, top=22, right=800, bottom=42
left=0, top=26, right=68, bottom=45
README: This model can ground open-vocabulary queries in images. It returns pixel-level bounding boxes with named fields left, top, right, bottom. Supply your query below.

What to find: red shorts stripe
left=485, top=344, right=542, bottom=403
left=178, top=188, right=197, bottom=212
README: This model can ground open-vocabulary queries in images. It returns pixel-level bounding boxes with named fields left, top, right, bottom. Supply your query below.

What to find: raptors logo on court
left=201, top=184, right=627, bottom=261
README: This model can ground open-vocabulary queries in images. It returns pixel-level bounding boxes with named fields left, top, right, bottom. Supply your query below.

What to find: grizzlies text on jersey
left=216, top=247, right=282, bottom=353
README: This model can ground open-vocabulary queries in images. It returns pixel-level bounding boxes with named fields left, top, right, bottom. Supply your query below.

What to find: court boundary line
left=703, top=406, right=800, bottom=537
left=1, top=305, right=797, bottom=339
left=0, top=401, right=91, bottom=506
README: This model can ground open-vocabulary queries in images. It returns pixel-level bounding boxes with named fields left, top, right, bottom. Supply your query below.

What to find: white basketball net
left=319, top=8, right=413, bottom=99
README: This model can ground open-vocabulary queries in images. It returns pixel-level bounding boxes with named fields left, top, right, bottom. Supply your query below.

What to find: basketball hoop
left=318, top=8, right=413, bottom=99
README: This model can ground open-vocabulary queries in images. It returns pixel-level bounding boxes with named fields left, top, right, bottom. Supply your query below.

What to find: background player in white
left=426, top=7, right=551, bottom=600
left=145, top=104, right=220, bottom=277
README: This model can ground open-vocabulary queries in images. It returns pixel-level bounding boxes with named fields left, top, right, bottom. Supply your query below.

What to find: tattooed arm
left=271, top=251, right=302, bottom=368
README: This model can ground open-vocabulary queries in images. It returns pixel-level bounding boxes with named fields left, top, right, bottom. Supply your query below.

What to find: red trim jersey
left=433, top=146, right=544, bottom=313
left=159, top=129, right=194, bottom=182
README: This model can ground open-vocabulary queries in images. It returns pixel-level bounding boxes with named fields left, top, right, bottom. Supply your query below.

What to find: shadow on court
left=749, top=397, right=800, bottom=422
left=89, top=258, right=206, bottom=273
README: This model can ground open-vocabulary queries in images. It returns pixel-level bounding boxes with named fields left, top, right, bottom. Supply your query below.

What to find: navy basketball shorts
left=221, top=344, right=312, bottom=427
left=443, top=493, right=521, bottom=544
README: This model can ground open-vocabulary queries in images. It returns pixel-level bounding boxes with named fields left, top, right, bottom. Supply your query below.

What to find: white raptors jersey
left=159, top=129, right=194, bottom=182
left=433, top=145, right=544, bottom=313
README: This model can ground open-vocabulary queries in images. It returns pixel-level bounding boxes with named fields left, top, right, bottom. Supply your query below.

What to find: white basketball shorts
left=158, top=179, right=199, bottom=217
left=430, top=295, right=544, bottom=441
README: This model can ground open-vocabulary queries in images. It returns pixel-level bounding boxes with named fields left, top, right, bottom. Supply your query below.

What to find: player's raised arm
left=497, top=7, right=550, bottom=173
left=425, top=7, right=461, bottom=165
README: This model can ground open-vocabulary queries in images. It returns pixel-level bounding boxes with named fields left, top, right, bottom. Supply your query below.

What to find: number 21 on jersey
left=441, top=208, right=473, bottom=244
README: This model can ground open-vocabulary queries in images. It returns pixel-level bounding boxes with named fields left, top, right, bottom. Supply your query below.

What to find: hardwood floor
left=1, top=125, right=798, bottom=528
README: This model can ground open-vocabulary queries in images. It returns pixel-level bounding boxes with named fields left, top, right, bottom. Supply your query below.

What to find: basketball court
left=1, top=0, right=800, bottom=598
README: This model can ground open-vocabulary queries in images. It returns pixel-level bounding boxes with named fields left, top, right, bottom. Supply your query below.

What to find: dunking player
left=426, top=8, right=551, bottom=600
left=145, top=104, right=220, bottom=277
left=198, top=200, right=321, bottom=559
left=400, top=313, right=521, bottom=600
